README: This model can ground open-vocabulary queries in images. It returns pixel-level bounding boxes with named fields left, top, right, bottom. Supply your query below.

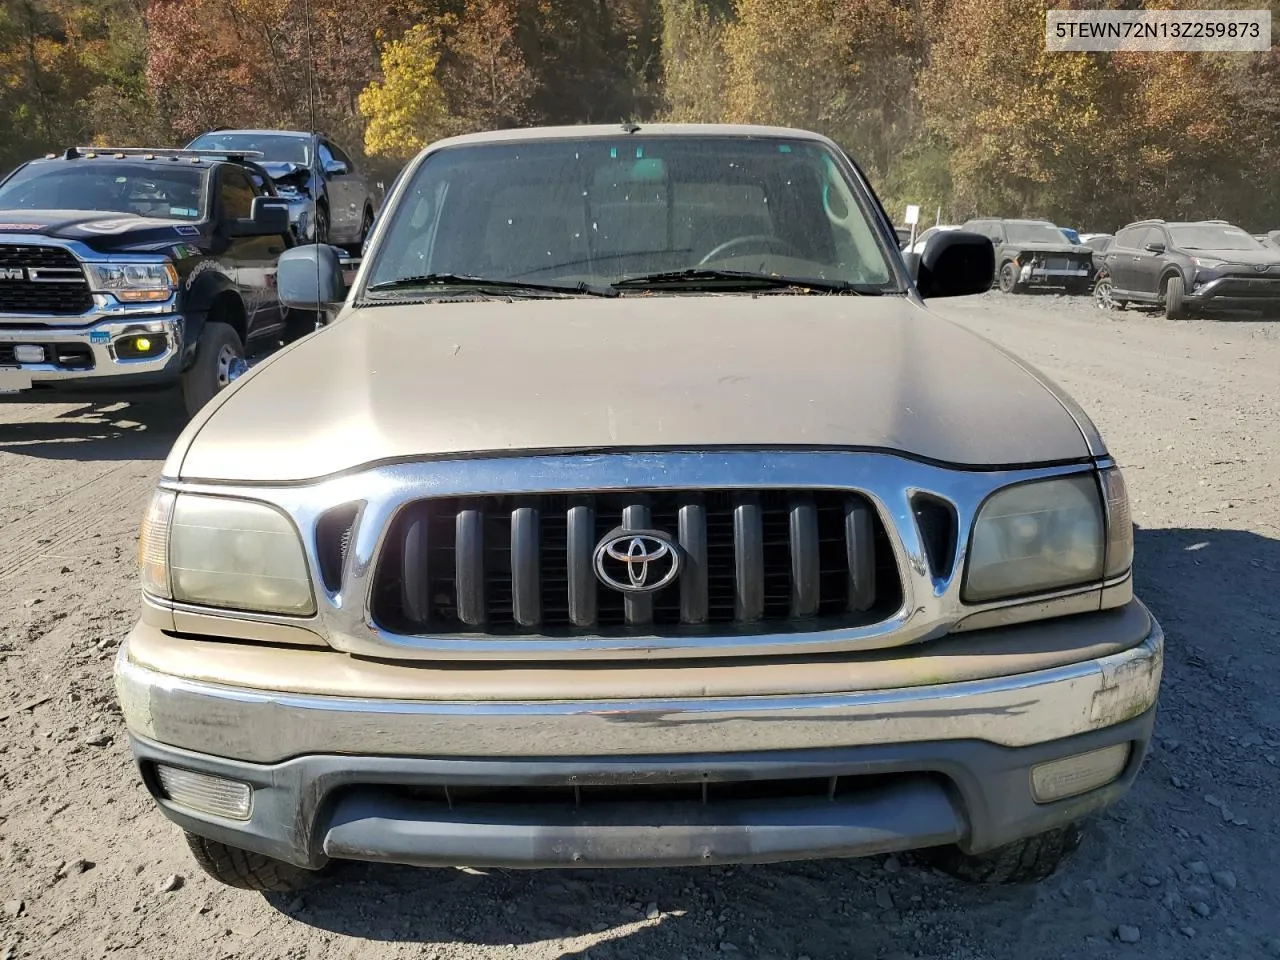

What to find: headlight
left=1190, top=257, right=1225, bottom=269
left=84, top=261, right=178, bottom=302
left=138, top=490, right=315, bottom=616
left=964, top=475, right=1105, bottom=602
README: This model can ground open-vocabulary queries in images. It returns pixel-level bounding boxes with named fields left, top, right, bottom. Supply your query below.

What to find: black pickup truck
left=0, top=147, right=303, bottom=417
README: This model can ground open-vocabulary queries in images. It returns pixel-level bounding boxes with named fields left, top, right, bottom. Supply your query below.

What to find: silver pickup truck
left=114, top=123, right=1162, bottom=892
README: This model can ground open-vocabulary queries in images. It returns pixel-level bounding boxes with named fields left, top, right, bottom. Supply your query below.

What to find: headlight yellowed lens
left=1101, top=467, right=1133, bottom=578
left=964, top=475, right=1105, bottom=602
left=139, top=489, right=176, bottom=598
left=168, top=494, right=315, bottom=616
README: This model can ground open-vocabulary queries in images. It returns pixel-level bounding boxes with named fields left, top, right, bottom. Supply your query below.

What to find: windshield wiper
left=366, top=273, right=617, bottom=298
left=611, top=268, right=878, bottom=294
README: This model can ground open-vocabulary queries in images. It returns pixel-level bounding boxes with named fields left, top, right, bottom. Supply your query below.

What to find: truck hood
left=0, top=209, right=202, bottom=249
left=172, top=295, right=1097, bottom=482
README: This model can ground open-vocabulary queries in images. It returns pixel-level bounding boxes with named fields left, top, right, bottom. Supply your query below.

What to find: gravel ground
left=1, top=292, right=1278, bottom=960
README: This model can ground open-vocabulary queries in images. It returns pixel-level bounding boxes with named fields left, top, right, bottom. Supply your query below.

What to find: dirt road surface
left=2, top=293, right=1278, bottom=960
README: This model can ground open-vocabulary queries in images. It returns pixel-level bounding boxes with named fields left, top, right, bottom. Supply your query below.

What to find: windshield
left=0, top=162, right=206, bottom=219
left=188, top=133, right=310, bottom=166
left=1167, top=224, right=1263, bottom=251
left=365, top=136, right=899, bottom=295
left=1004, top=222, right=1072, bottom=245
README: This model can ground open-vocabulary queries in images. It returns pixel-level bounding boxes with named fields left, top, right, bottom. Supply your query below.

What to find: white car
left=904, top=224, right=960, bottom=254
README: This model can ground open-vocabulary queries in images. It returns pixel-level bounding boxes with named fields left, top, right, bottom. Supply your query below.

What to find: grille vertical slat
left=789, top=497, right=820, bottom=619
left=677, top=500, right=708, bottom=624
left=456, top=509, right=486, bottom=625
left=621, top=502, right=653, bottom=626
left=371, top=489, right=902, bottom=637
left=401, top=515, right=429, bottom=622
left=511, top=507, right=541, bottom=628
left=733, top=497, right=764, bottom=623
left=566, top=503, right=597, bottom=627
left=845, top=499, right=876, bottom=612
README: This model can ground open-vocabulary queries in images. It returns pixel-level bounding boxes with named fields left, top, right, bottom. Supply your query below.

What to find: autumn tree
left=357, top=23, right=450, bottom=159
left=658, top=0, right=728, bottom=122
left=435, top=0, right=535, bottom=132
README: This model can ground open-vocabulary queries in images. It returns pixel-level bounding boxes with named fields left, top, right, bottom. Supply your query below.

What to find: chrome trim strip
left=115, top=613, right=1164, bottom=764
left=156, top=451, right=1107, bottom=661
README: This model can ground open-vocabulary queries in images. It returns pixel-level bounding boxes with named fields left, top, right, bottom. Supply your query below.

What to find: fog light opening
left=155, top=764, right=252, bottom=820
left=1031, top=743, right=1130, bottom=803
left=115, top=333, right=168, bottom=360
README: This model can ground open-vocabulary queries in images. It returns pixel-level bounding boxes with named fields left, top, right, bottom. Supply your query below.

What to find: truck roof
left=426, top=123, right=839, bottom=150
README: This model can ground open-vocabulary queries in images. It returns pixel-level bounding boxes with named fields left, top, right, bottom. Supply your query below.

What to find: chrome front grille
left=370, top=490, right=903, bottom=636
left=0, top=244, right=92, bottom=316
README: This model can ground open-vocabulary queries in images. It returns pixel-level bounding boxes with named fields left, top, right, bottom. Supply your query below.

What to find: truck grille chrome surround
left=370, top=491, right=900, bottom=634
left=157, top=450, right=1115, bottom=661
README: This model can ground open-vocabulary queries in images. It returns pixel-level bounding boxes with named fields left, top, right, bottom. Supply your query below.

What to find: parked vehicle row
left=0, top=129, right=379, bottom=417
left=902, top=213, right=1280, bottom=319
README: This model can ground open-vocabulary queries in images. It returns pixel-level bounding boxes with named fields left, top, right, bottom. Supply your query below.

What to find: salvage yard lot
left=1, top=294, right=1278, bottom=960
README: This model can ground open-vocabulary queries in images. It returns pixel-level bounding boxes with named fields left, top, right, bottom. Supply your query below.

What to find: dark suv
left=1095, top=219, right=1280, bottom=319
left=961, top=218, right=1094, bottom=294
left=187, top=130, right=379, bottom=253
left=0, top=146, right=298, bottom=416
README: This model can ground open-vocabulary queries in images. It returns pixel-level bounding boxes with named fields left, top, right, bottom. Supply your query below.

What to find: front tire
left=180, top=321, right=244, bottom=418
left=924, top=823, right=1082, bottom=884
left=347, top=206, right=373, bottom=257
left=185, top=833, right=319, bottom=892
left=998, top=261, right=1024, bottom=294
left=1163, top=274, right=1186, bottom=319
left=314, top=202, right=330, bottom=246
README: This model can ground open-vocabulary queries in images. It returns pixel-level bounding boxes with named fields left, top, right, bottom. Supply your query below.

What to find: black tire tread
left=180, top=320, right=242, bottom=419
left=185, top=833, right=316, bottom=891
left=1164, top=273, right=1185, bottom=320
left=924, top=823, right=1082, bottom=884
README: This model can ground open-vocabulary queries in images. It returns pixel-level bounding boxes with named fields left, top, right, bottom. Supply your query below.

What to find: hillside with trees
left=2, top=0, right=1278, bottom=228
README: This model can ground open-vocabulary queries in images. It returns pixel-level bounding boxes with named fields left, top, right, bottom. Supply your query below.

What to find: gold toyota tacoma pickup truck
left=114, top=124, right=1163, bottom=891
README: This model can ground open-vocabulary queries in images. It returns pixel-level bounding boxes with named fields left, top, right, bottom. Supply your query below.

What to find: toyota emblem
left=592, top=528, right=681, bottom=594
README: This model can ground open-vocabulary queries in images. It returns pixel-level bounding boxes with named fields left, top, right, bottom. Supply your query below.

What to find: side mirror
left=323, top=159, right=349, bottom=177
left=228, top=196, right=290, bottom=237
left=1144, top=241, right=1166, bottom=254
left=912, top=230, right=995, bottom=298
left=278, top=244, right=347, bottom=309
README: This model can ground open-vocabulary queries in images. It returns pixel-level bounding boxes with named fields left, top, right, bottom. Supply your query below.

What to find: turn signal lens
left=139, top=489, right=176, bottom=598
left=156, top=765, right=252, bottom=820
left=1031, top=744, right=1130, bottom=803
left=1101, top=467, right=1134, bottom=578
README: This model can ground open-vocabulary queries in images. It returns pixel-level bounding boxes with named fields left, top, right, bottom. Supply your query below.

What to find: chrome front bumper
left=118, top=606, right=1162, bottom=869
left=0, top=313, right=183, bottom=387
left=117, top=605, right=1163, bottom=765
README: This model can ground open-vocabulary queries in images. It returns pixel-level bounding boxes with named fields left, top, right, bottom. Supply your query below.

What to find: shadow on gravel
left=262, top=855, right=1030, bottom=957
left=0, top=398, right=184, bottom=461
